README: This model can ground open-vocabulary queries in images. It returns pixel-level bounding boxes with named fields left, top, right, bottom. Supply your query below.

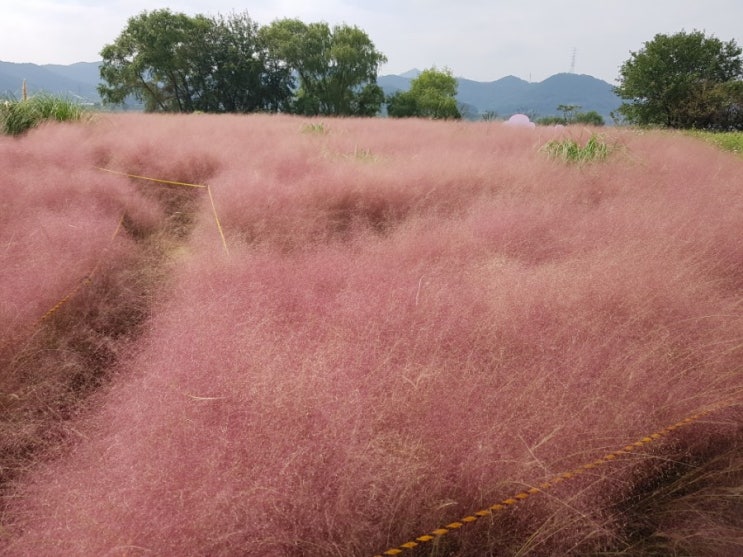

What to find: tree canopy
left=260, top=19, right=387, bottom=116
left=615, top=30, right=743, bottom=129
left=536, top=105, right=605, bottom=126
left=99, top=10, right=386, bottom=116
left=387, top=67, right=461, bottom=119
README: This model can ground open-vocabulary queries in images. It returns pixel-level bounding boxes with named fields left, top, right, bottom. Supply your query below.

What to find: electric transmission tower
left=570, top=48, right=576, bottom=74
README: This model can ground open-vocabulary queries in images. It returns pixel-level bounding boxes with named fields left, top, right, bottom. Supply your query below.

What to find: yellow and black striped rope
left=373, top=397, right=738, bottom=556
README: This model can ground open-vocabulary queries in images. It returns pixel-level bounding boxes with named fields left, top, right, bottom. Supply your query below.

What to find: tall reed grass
left=542, top=133, right=611, bottom=163
left=1, top=115, right=741, bottom=556
left=0, top=94, right=89, bottom=136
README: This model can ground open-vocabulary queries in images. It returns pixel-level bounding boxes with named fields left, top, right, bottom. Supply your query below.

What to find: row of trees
left=100, top=9, right=462, bottom=119
left=100, top=12, right=743, bottom=129
left=99, top=10, right=387, bottom=116
left=536, top=104, right=605, bottom=126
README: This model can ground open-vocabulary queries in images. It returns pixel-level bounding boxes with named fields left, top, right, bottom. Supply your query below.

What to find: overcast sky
left=1, top=1, right=742, bottom=84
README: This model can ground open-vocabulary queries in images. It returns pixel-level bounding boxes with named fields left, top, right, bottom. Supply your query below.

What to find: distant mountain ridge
left=378, top=71, right=622, bottom=121
left=0, top=61, right=101, bottom=103
left=0, top=60, right=622, bottom=120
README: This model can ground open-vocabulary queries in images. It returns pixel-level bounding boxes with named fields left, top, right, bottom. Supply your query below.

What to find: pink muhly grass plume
left=0, top=124, right=162, bottom=338
left=2, top=115, right=742, bottom=556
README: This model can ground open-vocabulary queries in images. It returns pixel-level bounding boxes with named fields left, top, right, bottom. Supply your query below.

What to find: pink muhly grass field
left=1, top=115, right=742, bottom=556
left=0, top=124, right=163, bottom=493
left=0, top=127, right=155, bottom=379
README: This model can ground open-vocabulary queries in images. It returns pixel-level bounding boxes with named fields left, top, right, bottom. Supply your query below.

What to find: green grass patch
left=687, top=130, right=743, bottom=155
left=345, top=145, right=377, bottom=162
left=0, top=94, right=89, bottom=136
left=542, top=134, right=611, bottom=164
left=301, top=122, right=329, bottom=135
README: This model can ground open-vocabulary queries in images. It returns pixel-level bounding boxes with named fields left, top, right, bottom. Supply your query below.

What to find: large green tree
left=387, top=67, right=461, bottom=119
left=99, top=10, right=292, bottom=113
left=99, top=9, right=207, bottom=111
left=260, top=19, right=387, bottom=116
left=615, top=30, right=743, bottom=129
left=195, top=13, right=293, bottom=113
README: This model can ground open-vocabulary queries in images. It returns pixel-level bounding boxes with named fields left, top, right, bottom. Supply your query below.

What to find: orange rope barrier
left=34, top=213, right=125, bottom=327
left=207, top=185, right=229, bottom=256
left=372, top=397, right=739, bottom=556
left=96, top=167, right=207, bottom=188
left=97, top=167, right=229, bottom=255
